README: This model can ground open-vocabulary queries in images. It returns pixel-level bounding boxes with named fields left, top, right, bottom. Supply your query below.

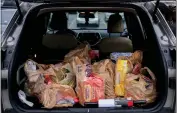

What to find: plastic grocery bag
left=129, top=50, right=143, bottom=65
left=39, top=84, right=77, bottom=109
left=125, top=67, right=156, bottom=104
left=92, top=59, right=115, bottom=99
left=24, top=59, right=44, bottom=83
left=64, top=44, right=91, bottom=63
left=51, top=63, right=76, bottom=88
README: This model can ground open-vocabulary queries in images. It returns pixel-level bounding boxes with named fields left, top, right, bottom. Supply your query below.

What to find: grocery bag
left=125, top=67, right=156, bottom=104
left=92, top=59, right=115, bottom=99
left=64, top=44, right=91, bottom=63
left=39, top=84, right=77, bottom=108
left=129, top=50, right=143, bottom=65
left=24, top=59, right=44, bottom=83
left=52, top=62, right=76, bottom=88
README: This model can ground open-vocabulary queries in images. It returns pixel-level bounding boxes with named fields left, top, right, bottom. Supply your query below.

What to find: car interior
left=39, top=11, right=144, bottom=61
left=8, top=4, right=168, bottom=112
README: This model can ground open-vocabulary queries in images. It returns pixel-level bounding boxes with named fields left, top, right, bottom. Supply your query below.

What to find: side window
left=1, top=0, right=17, bottom=37
left=108, top=12, right=129, bottom=38
left=46, top=13, right=55, bottom=34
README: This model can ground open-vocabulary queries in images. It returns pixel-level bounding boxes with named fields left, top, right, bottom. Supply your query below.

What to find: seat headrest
left=107, top=14, right=124, bottom=33
left=49, top=12, right=67, bottom=30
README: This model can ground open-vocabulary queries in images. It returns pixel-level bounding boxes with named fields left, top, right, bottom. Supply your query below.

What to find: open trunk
left=8, top=3, right=168, bottom=113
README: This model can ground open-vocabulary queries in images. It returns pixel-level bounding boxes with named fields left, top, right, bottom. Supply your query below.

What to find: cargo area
left=8, top=3, right=168, bottom=113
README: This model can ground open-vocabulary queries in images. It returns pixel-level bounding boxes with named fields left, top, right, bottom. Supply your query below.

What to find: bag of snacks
left=125, top=67, right=156, bottom=104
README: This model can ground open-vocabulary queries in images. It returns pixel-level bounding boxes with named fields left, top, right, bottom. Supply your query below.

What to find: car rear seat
left=41, top=12, right=78, bottom=60
left=98, top=13, right=133, bottom=58
left=42, top=12, right=78, bottom=50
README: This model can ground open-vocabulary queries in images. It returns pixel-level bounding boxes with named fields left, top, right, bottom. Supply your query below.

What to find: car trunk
left=8, top=2, right=168, bottom=113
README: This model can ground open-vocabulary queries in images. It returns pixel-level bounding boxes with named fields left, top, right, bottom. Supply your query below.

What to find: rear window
left=79, top=12, right=95, bottom=18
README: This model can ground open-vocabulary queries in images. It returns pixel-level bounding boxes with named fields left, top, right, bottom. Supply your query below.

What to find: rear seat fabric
left=41, top=12, right=78, bottom=60
left=42, top=12, right=77, bottom=50
left=98, top=13, right=133, bottom=54
left=42, top=34, right=77, bottom=49
left=98, top=37, right=133, bottom=53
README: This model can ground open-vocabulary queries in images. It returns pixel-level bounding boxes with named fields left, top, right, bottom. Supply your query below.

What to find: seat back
left=40, top=12, right=78, bottom=60
left=98, top=13, right=133, bottom=58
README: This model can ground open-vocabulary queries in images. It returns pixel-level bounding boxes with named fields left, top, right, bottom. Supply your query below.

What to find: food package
left=129, top=50, right=143, bottom=65
left=76, top=75, right=105, bottom=105
left=92, top=59, right=115, bottom=99
left=132, top=63, right=142, bottom=75
left=24, top=59, right=44, bottom=83
left=71, top=56, right=104, bottom=105
left=64, top=44, right=91, bottom=63
left=71, top=56, right=92, bottom=83
left=115, top=59, right=128, bottom=97
left=39, top=84, right=77, bottom=109
left=110, top=52, right=132, bottom=62
left=52, top=63, right=76, bottom=88
left=117, top=56, right=133, bottom=73
left=88, top=50, right=99, bottom=60
left=125, top=67, right=156, bottom=104
left=32, top=74, right=48, bottom=94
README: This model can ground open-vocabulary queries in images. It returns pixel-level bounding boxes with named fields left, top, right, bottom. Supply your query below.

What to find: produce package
left=92, top=59, right=115, bottom=99
left=124, top=67, right=156, bottom=104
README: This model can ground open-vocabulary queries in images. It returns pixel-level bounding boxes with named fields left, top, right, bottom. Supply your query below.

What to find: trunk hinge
left=152, top=0, right=160, bottom=20
left=14, top=0, right=23, bottom=23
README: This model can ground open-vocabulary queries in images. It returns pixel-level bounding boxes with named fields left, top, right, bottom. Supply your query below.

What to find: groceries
left=92, top=59, right=115, bottom=99
left=39, top=84, right=77, bottom=108
left=19, top=44, right=156, bottom=108
left=125, top=67, right=156, bottom=104
left=76, top=75, right=105, bottom=106
left=115, top=59, right=128, bottom=97
left=129, top=50, right=143, bottom=65
left=110, top=52, right=132, bottom=62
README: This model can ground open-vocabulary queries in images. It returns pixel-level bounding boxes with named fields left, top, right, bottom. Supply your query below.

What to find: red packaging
left=132, top=63, right=142, bottom=75
left=76, top=74, right=105, bottom=105
left=89, top=50, right=99, bottom=59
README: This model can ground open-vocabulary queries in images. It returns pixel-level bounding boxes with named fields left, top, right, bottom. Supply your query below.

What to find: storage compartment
left=8, top=3, right=168, bottom=113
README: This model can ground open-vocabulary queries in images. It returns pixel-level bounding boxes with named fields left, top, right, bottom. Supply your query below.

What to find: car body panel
left=1, top=1, right=176, bottom=113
